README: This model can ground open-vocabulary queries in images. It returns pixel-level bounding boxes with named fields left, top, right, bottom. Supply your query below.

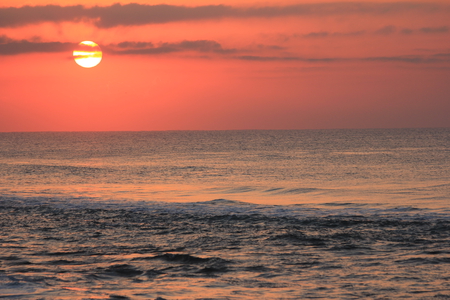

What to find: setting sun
left=73, top=41, right=102, bottom=68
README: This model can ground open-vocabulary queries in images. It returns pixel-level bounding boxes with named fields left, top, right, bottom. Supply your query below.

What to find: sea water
left=0, top=129, right=449, bottom=299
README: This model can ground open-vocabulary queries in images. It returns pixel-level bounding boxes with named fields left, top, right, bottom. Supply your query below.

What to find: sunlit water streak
left=0, top=129, right=449, bottom=299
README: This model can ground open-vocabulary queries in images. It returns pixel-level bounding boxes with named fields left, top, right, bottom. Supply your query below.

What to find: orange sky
left=1, top=0, right=450, bottom=131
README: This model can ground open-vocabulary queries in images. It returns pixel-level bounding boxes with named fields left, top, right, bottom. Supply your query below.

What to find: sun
left=73, top=41, right=102, bottom=68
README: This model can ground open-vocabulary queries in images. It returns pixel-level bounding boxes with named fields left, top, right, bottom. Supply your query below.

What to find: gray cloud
left=105, top=40, right=236, bottom=55
left=302, top=30, right=365, bottom=38
left=0, top=5, right=87, bottom=27
left=2, top=36, right=450, bottom=65
left=236, top=54, right=450, bottom=64
left=0, top=35, right=75, bottom=55
left=0, top=2, right=448, bottom=28
left=400, top=26, right=449, bottom=35
left=362, top=55, right=447, bottom=63
left=303, top=31, right=330, bottom=38
left=419, top=26, right=449, bottom=33
left=91, top=4, right=233, bottom=28
left=433, top=52, right=450, bottom=58
left=401, top=28, right=414, bottom=35
left=116, top=41, right=154, bottom=48
left=0, top=36, right=235, bottom=55
left=235, top=55, right=345, bottom=62
left=375, top=25, right=397, bottom=35
left=301, top=25, right=449, bottom=39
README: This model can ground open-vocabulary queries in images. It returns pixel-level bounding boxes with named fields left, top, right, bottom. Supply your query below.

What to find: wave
left=1, top=194, right=449, bottom=221
left=1, top=193, right=450, bottom=300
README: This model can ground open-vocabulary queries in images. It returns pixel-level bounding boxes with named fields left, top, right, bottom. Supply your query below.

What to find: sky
left=1, top=0, right=450, bottom=131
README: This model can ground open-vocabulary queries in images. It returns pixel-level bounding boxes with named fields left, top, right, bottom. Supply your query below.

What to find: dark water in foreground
left=1, top=198, right=450, bottom=299
left=1, top=129, right=449, bottom=299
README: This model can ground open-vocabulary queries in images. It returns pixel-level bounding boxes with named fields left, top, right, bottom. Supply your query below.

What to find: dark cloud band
left=1, top=36, right=449, bottom=65
left=0, top=2, right=448, bottom=28
left=0, top=36, right=234, bottom=55
left=106, top=40, right=235, bottom=55
left=0, top=36, right=75, bottom=55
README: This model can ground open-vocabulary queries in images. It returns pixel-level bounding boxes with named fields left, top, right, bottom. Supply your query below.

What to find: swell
left=1, top=198, right=450, bottom=299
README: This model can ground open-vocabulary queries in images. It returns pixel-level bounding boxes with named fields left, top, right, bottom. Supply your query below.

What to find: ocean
left=0, top=128, right=449, bottom=299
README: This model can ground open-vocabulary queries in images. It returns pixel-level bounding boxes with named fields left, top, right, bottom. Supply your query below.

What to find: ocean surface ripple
left=1, top=129, right=449, bottom=298
left=1, top=197, right=450, bottom=299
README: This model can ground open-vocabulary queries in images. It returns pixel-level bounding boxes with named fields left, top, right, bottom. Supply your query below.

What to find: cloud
left=375, top=25, right=397, bottom=35
left=363, top=55, right=447, bottom=63
left=433, top=52, right=450, bottom=58
left=300, top=25, right=449, bottom=38
left=303, top=31, right=330, bottom=38
left=401, top=28, right=414, bottom=35
left=302, top=30, right=366, bottom=38
left=0, top=36, right=235, bottom=56
left=0, top=35, right=75, bottom=55
left=419, top=26, right=449, bottom=33
left=235, top=55, right=345, bottom=62
left=236, top=54, right=450, bottom=64
left=105, top=40, right=236, bottom=55
left=1, top=2, right=449, bottom=28
left=0, top=5, right=87, bottom=27
left=2, top=36, right=450, bottom=65
left=91, top=4, right=233, bottom=28
left=400, top=26, right=449, bottom=35
left=116, top=41, right=154, bottom=49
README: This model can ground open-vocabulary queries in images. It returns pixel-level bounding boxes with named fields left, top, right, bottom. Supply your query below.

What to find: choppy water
left=1, top=129, right=449, bottom=299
